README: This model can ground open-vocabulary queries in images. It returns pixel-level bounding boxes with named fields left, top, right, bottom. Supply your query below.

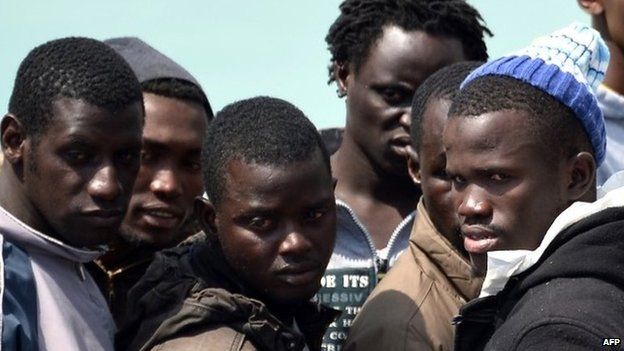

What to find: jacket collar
left=410, top=199, right=482, bottom=300
left=0, top=205, right=103, bottom=262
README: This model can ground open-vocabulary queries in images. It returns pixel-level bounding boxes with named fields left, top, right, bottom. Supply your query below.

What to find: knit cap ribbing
left=462, top=23, right=609, bottom=165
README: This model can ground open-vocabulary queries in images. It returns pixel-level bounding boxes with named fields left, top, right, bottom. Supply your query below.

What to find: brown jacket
left=117, top=241, right=338, bottom=351
left=343, top=200, right=483, bottom=351
left=144, top=287, right=332, bottom=351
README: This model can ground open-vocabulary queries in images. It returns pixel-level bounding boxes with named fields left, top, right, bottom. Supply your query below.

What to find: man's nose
left=88, top=164, right=122, bottom=201
left=457, top=186, right=493, bottom=220
left=150, top=169, right=183, bottom=199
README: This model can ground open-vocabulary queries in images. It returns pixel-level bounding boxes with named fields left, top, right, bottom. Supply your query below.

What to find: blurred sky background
left=1, top=1, right=588, bottom=128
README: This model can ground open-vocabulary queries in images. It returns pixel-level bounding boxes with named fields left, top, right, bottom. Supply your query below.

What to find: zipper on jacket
left=452, top=314, right=463, bottom=325
left=336, top=200, right=415, bottom=277
left=336, top=201, right=379, bottom=276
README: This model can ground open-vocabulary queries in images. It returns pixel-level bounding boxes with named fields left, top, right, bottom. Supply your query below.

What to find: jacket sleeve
left=1, top=239, right=39, bottom=350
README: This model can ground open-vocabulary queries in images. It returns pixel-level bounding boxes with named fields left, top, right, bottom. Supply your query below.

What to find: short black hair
left=8, top=37, right=143, bottom=139
left=142, top=78, right=214, bottom=120
left=326, top=0, right=492, bottom=84
left=202, top=97, right=331, bottom=207
left=410, top=61, right=482, bottom=150
left=448, top=75, right=593, bottom=162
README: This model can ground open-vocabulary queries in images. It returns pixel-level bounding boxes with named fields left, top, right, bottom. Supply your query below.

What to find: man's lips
left=276, top=264, right=323, bottom=286
left=139, top=205, right=184, bottom=230
left=81, top=209, right=124, bottom=227
left=389, top=135, right=411, bottom=157
left=462, top=226, right=500, bottom=254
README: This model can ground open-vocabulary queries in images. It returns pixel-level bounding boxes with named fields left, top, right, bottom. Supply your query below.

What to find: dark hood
left=105, top=36, right=202, bottom=87
left=515, top=206, right=624, bottom=295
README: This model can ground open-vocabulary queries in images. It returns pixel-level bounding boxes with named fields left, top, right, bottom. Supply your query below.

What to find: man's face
left=411, top=98, right=461, bottom=250
left=341, top=25, right=465, bottom=176
left=444, top=110, right=570, bottom=270
left=120, top=93, right=208, bottom=247
left=24, top=98, right=143, bottom=248
left=603, top=0, right=624, bottom=50
left=207, top=152, right=336, bottom=305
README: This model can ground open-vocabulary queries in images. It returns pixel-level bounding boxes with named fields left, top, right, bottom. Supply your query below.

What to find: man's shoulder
left=116, top=244, right=204, bottom=350
left=512, top=276, right=624, bottom=323
left=144, top=287, right=308, bottom=351
left=344, top=247, right=461, bottom=351
left=491, top=276, right=624, bottom=349
left=367, top=246, right=431, bottom=301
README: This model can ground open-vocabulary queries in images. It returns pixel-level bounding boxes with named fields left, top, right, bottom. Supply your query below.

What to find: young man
left=444, top=24, right=624, bottom=350
left=578, top=0, right=624, bottom=185
left=0, top=37, right=144, bottom=350
left=318, top=0, right=491, bottom=346
left=117, top=97, right=338, bottom=351
left=343, top=62, right=483, bottom=351
left=86, top=37, right=213, bottom=325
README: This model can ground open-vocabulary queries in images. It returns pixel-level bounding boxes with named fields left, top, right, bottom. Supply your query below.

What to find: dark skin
left=443, top=110, right=596, bottom=273
left=196, top=151, right=336, bottom=324
left=0, top=98, right=143, bottom=248
left=333, top=25, right=466, bottom=248
left=407, top=97, right=465, bottom=255
left=579, top=0, right=624, bottom=94
left=119, top=92, right=208, bottom=249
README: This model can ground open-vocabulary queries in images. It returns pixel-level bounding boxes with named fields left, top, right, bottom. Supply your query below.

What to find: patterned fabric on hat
left=462, top=23, right=610, bottom=165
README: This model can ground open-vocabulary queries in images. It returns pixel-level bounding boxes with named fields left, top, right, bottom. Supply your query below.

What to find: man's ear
left=578, top=0, right=604, bottom=15
left=334, top=62, right=350, bottom=98
left=195, top=196, right=218, bottom=241
left=565, top=151, right=596, bottom=201
left=406, top=146, right=421, bottom=185
left=1, top=114, right=27, bottom=164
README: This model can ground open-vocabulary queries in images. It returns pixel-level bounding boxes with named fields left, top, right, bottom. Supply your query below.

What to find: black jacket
left=116, top=240, right=338, bottom=351
left=454, top=207, right=624, bottom=351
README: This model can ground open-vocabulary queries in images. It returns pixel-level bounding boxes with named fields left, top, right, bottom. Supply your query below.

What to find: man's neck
left=0, top=164, right=52, bottom=235
left=603, top=41, right=624, bottom=95
left=96, top=238, right=154, bottom=272
left=266, top=301, right=299, bottom=327
left=331, top=134, right=418, bottom=204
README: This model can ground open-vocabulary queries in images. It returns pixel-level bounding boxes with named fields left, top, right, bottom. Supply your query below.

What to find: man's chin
left=62, top=229, right=114, bottom=250
left=118, top=225, right=173, bottom=249
left=469, top=252, right=488, bottom=277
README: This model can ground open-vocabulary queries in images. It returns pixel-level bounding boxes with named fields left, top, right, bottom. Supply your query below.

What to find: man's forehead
left=222, top=156, right=330, bottom=197
left=445, top=111, right=548, bottom=163
left=43, top=97, right=142, bottom=139
left=51, top=97, right=141, bottom=119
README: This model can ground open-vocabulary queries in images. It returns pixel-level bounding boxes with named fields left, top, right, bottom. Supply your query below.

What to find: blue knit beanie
left=462, top=23, right=610, bottom=165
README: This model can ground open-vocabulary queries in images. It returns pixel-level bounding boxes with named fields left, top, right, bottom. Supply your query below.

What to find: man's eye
left=117, top=150, right=140, bottom=166
left=303, top=208, right=327, bottom=222
left=140, top=150, right=155, bottom=163
left=187, top=162, right=201, bottom=172
left=64, top=149, right=90, bottom=163
left=490, top=173, right=509, bottom=182
left=184, top=159, right=201, bottom=172
left=379, top=88, right=410, bottom=105
left=452, top=175, right=466, bottom=185
left=247, top=217, right=273, bottom=231
left=434, top=169, right=449, bottom=180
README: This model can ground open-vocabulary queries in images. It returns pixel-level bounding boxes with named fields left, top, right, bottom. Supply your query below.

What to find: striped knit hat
left=462, top=23, right=610, bottom=165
